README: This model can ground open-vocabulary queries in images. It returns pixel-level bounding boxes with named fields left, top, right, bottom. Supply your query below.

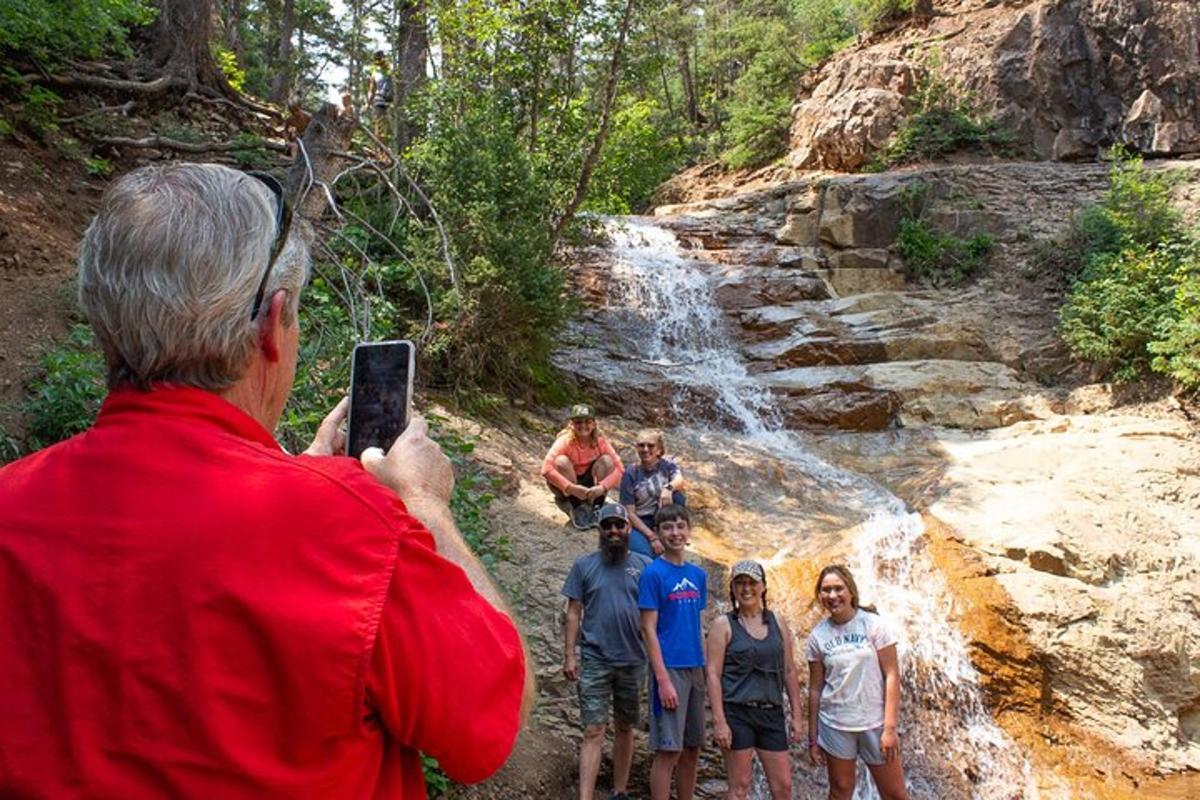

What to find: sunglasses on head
left=600, top=519, right=627, bottom=530
left=246, top=171, right=294, bottom=320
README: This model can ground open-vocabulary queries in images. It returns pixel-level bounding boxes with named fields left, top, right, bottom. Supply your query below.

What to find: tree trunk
left=394, top=0, right=428, bottom=151
left=269, top=0, right=295, bottom=103
left=147, top=0, right=233, bottom=95
left=551, top=0, right=636, bottom=245
left=223, top=0, right=244, bottom=63
left=285, top=103, right=357, bottom=222
left=677, top=38, right=699, bottom=129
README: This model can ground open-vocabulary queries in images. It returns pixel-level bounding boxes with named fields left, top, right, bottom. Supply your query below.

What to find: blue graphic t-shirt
left=638, top=557, right=706, bottom=668
left=619, top=458, right=680, bottom=517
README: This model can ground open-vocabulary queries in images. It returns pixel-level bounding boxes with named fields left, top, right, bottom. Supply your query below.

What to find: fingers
left=303, top=396, right=349, bottom=456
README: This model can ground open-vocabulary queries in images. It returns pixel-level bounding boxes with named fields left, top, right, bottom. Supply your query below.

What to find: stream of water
left=601, top=218, right=1040, bottom=800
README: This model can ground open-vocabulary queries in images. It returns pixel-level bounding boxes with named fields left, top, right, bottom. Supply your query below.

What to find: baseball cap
left=597, top=503, right=629, bottom=524
left=569, top=403, right=594, bottom=420
left=730, top=560, right=765, bottom=582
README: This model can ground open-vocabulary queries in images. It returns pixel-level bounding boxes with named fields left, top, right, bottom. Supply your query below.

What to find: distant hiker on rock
left=542, top=404, right=624, bottom=530
left=366, top=49, right=394, bottom=143
left=706, top=560, right=803, bottom=800
left=620, top=428, right=685, bottom=557
left=639, top=504, right=707, bottom=800
left=562, top=503, right=653, bottom=800
left=806, top=565, right=909, bottom=800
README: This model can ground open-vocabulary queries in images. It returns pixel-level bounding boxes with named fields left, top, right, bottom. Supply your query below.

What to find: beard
left=600, top=534, right=629, bottom=564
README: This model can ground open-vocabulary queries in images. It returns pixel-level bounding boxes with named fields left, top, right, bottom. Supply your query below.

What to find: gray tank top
left=721, top=609, right=784, bottom=706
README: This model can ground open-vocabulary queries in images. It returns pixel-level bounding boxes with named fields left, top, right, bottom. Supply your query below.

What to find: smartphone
left=346, top=340, right=415, bottom=459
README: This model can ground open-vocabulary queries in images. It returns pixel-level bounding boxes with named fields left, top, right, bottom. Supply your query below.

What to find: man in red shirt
left=0, top=163, right=533, bottom=798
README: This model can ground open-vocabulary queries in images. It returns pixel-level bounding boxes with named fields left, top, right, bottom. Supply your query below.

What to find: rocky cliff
left=788, top=0, right=1200, bottom=170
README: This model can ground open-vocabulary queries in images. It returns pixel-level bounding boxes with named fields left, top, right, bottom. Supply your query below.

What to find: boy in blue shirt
left=638, top=505, right=707, bottom=800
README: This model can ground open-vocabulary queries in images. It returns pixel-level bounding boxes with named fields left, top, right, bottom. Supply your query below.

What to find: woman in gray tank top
left=704, top=560, right=803, bottom=800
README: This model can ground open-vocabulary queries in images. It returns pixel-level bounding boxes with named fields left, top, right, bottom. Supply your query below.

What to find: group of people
left=551, top=409, right=910, bottom=800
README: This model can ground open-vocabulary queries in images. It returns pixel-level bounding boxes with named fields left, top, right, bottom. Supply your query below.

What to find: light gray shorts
left=817, top=722, right=886, bottom=766
left=649, top=667, right=706, bottom=751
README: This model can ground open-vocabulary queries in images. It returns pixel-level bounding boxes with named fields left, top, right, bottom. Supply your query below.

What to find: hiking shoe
left=610, top=792, right=632, bottom=800
left=571, top=503, right=594, bottom=530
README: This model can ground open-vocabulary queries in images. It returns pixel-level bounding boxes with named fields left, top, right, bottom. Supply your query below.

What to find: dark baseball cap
left=597, top=503, right=628, bottom=524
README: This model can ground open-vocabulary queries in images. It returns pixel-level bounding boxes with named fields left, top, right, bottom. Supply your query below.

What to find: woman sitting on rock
left=705, top=560, right=803, bottom=800
left=619, top=429, right=685, bottom=557
left=806, top=565, right=909, bottom=800
left=541, top=404, right=623, bottom=530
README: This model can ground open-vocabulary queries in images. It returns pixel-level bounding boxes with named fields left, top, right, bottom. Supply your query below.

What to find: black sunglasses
left=600, top=519, right=628, bottom=530
left=246, top=171, right=293, bottom=320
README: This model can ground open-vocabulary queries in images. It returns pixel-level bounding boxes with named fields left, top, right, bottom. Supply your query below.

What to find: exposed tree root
left=98, top=134, right=289, bottom=154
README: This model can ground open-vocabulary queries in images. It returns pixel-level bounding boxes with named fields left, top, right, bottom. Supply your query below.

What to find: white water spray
left=602, top=217, right=1039, bottom=800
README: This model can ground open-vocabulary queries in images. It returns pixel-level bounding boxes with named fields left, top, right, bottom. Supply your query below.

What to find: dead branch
left=97, top=134, right=289, bottom=154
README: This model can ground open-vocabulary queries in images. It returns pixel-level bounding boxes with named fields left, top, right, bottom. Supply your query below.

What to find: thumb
left=360, top=446, right=386, bottom=475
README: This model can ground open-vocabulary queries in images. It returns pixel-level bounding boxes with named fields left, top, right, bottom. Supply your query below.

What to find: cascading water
left=601, top=217, right=1040, bottom=800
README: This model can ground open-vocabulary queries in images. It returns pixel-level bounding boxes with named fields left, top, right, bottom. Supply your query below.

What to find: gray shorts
left=817, top=722, right=886, bottom=766
left=649, top=667, right=706, bottom=751
left=578, top=658, right=644, bottom=727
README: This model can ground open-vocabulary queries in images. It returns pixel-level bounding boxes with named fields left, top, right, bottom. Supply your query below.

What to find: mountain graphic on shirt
left=667, top=576, right=701, bottom=602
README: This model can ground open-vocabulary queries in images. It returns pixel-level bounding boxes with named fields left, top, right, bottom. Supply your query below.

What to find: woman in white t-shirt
left=804, top=565, right=909, bottom=800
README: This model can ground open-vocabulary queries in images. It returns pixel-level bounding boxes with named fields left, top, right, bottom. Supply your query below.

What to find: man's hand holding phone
left=361, top=414, right=453, bottom=505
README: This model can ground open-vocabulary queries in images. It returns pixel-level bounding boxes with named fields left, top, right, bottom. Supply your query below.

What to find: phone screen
left=347, top=340, right=414, bottom=459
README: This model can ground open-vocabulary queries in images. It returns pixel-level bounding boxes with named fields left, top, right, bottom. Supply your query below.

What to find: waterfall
left=601, top=217, right=1040, bottom=800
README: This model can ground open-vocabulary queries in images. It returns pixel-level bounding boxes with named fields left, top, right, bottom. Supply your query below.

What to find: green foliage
left=85, top=156, right=114, bottom=177
left=7, top=83, right=63, bottom=139
left=1059, top=150, right=1200, bottom=388
left=875, top=64, right=1011, bottom=168
left=14, top=325, right=106, bottom=455
left=421, top=754, right=452, bottom=797
left=405, top=86, right=567, bottom=396
left=895, top=183, right=993, bottom=286
left=213, top=45, right=247, bottom=93
left=585, top=98, right=685, bottom=213
left=0, top=0, right=155, bottom=66
left=231, top=132, right=273, bottom=169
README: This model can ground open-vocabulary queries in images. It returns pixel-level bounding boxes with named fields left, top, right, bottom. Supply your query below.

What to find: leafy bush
left=894, top=183, right=993, bottom=286
left=874, top=63, right=1012, bottom=169
left=1059, top=150, right=1200, bottom=389
left=16, top=324, right=106, bottom=454
left=0, top=0, right=155, bottom=66
left=585, top=98, right=685, bottom=214
left=405, top=86, right=568, bottom=397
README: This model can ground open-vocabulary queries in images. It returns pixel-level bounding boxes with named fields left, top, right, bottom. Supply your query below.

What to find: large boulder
left=789, top=0, right=1200, bottom=170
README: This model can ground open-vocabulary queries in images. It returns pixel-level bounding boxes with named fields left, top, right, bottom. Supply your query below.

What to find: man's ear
left=257, top=290, right=288, bottom=363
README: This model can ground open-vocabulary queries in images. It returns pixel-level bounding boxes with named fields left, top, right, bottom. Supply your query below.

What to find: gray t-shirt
left=804, top=610, right=898, bottom=732
left=562, top=551, right=653, bottom=665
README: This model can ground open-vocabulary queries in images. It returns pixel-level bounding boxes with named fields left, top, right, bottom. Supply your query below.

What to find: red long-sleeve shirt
left=0, top=387, right=525, bottom=798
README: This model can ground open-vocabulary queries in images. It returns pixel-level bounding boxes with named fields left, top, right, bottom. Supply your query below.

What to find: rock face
left=929, top=413, right=1200, bottom=773
left=789, top=0, right=1200, bottom=170
left=561, top=161, right=1199, bottom=432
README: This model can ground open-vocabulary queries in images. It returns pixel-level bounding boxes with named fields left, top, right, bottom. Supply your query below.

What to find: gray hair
left=78, top=163, right=309, bottom=390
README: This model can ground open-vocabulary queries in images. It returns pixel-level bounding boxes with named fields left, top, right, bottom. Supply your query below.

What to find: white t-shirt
left=805, top=610, right=898, bottom=732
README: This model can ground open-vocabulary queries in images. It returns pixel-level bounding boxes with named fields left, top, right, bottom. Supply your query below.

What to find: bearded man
left=561, top=504, right=652, bottom=800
